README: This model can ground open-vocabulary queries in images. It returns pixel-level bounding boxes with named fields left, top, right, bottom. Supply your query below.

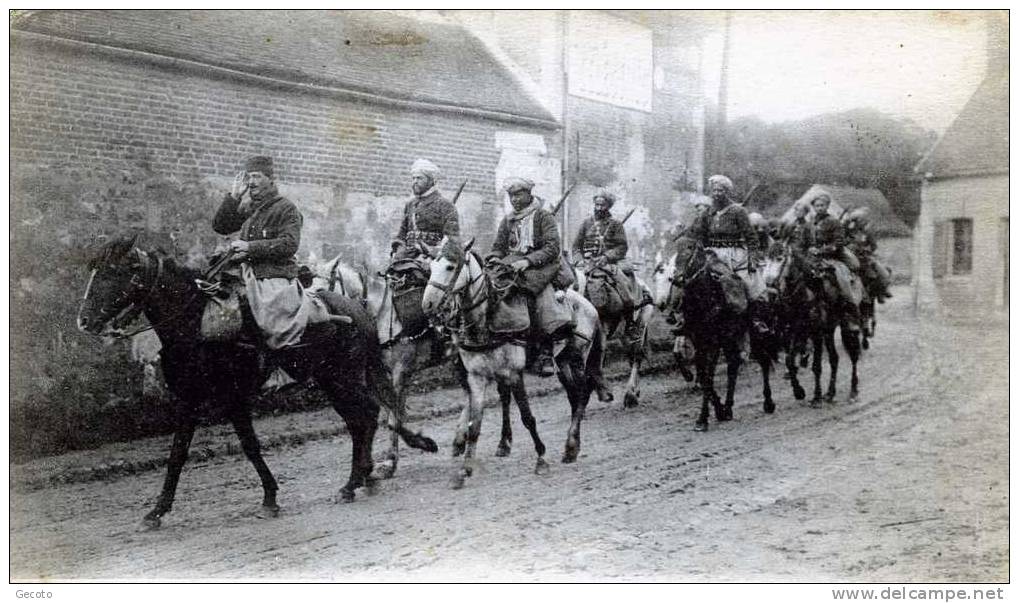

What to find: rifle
left=620, top=207, right=636, bottom=224
left=451, top=179, right=468, bottom=205
left=550, top=184, right=575, bottom=216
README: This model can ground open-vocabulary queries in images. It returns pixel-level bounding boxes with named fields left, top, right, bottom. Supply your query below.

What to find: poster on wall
left=567, top=11, right=653, bottom=112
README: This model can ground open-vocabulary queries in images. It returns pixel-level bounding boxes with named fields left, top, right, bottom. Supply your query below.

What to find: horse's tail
left=363, top=335, right=438, bottom=454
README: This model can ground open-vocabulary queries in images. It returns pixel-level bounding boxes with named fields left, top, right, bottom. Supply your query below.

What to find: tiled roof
left=12, top=9, right=557, bottom=126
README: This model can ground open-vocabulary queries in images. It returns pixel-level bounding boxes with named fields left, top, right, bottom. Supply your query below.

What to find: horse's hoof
left=451, top=440, right=466, bottom=458
left=363, top=477, right=379, bottom=496
left=140, top=515, right=162, bottom=531
left=763, top=400, right=776, bottom=414
left=495, top=443, right=511, bottom=457
left=693, top=421, right=708, bottom=432
left=337, top=488, right=355, bottom=504
left=376, top=460, right=397, bottom=480
left=809, top=398, right=822, bottom=409
left=561, top=448, right=578, bottom=464
left=623, top=392, right=639, bottom=408
left=535, top=457, right=550, bottom=475
left=793, top=385, right=806, bottom=400
left=826, top=393, right=836, bottom=404
left=256, top=504, right=281, bottom=519
left=862, top=339, right=870, bottom=350
left=449, top=471, right=467, bottom=490
left=597, top=388, right=614, bottom=403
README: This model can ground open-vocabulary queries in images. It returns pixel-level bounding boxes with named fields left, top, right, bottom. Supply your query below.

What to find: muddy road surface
left=10, top=294, right=1008, bottom=581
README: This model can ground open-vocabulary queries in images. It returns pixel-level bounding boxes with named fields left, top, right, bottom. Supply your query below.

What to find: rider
left=390, top=158, right=460, bottom=363
left=843, top=208, right=893, bottom=303
left=391, top=159, right=460, bottom=261
left=488, top=177, right=573, bottom=373
left=688, top=174, right=769, bottom=333
left=779, top=201, right=815, bottom=253
left=571, top=190, right=644, bottom=312
left=808, top=192, right=862, bottom=331
left=212, top=155, right=349, bottom=350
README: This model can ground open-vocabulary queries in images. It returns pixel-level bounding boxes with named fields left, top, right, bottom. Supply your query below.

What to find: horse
left=766, top=245, right=861, bottom=406
left=653, top=235, right=776, bottom=431
left=421, top=237, right=604, bottom=489
left=307, top=254, right=444, bottom=479
left=76, top=234, right=435, bottom=529
left=571, top=262, right=655, bottom=408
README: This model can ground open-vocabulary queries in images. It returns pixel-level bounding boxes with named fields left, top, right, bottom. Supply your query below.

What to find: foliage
left=707, top=108, right=936, bottom=225
left=9, top=162, right=224, bottom=460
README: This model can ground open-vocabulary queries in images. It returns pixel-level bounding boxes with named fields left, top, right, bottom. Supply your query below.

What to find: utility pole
left=714, top=10, right=733, bottom=176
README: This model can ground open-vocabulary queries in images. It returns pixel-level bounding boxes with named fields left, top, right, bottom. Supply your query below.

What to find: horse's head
left=653, top=236, right=702, bottom=313
left=77, top=233, right=159, bottom=336
left=421, top=236, right=473, bottom=316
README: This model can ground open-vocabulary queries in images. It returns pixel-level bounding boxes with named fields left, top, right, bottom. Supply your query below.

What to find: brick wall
left=11, top=33, right=555, bottom=266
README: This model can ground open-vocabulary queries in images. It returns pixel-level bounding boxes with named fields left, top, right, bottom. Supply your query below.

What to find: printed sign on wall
left=567, top=11, right=653, bottom=113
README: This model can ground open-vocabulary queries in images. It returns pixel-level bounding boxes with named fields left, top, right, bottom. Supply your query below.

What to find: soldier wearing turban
left=392, top=158, right=460, bottom=259
left=571, top=189, right=643, bottom=312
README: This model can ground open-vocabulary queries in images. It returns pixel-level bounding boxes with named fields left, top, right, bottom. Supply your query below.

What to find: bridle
left=663, top=243, right=703, bottom=311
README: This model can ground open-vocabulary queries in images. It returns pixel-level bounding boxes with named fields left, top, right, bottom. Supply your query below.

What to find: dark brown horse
left=767, top=245, right=861, bottom=406
left=654, top=236, right=777, bottom=431
left=76, top=234, right=436, bottom=529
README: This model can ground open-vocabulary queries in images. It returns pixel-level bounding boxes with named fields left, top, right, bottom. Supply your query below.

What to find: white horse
left=307, top=255, right=440, bottom=478
left=421, top=237, right=604, bottom=489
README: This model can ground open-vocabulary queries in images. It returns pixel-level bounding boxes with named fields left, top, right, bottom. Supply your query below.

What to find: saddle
left=704, top=258, right=749, bottom=314
left=385, top=257, right=431, bottom=336
left=583, top=264, right=625, bottom=317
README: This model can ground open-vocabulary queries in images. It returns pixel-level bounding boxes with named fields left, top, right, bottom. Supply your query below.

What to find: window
left=952, top=218, right=973, bottom=275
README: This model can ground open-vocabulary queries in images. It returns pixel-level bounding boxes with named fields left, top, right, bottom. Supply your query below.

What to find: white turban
left=707, top=174, right=734, bottom=193
left=410, top=159, right=441, bottom=181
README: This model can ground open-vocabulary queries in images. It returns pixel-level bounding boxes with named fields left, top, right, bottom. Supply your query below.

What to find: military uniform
left=688, top=201, right=766, bottom=300
left=845, top=220, right=892, bottom=301
left=813, top=212, right=863, bottom=328
left=571, top=214, right=640, bottom=309
left=392, top=188, right=460, bottom=259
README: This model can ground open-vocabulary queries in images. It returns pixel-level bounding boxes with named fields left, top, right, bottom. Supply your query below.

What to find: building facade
left=912, top=14, right=1008, bottom=312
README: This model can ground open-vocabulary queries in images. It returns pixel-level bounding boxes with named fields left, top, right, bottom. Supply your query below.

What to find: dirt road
left=10, top=294, right=1008, bottom=581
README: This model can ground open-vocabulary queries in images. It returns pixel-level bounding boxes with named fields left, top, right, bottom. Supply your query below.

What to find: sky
left=701, top=10, right=991, bottom=133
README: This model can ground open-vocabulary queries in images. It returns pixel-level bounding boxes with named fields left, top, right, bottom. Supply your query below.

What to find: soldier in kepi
left=571, top=190, right=645, bottom=312
left=687, top=174, right=770, bottom=334
left=390, top=158, right=460, bottom=364
left=391, top=159, right=460, bottom=261
left=488, top=177, right=574, bottom=373
left=212, top=155, right=350, bottom=352
left=808, top=192, right=863, bottom=330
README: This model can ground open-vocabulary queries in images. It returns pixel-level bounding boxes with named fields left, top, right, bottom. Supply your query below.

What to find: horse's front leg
left=694, top=346, right=715, bottom=431
left=787, top=339, right=806, bottom=400
left=721, top=343, right=741, bottom=421
left=495, top=382, right=513, bottom=457
left=509, top=374, right=548, bottom=474
left=593, top=325, right=614, bottom=403
left=228, top=405, right=281, bottom=518
left=143, top=414, right=197, bottom=530
left=841, top=325, right=861, bottom=401
left=811, top=333, right=824, bottom=408
left=758, top=344, right=775, bottom=414
left=825, top=330, right=840, bottom=402
left=622, top=316, right=648, bottom=408
left=451, top=372, right=486, bottom=489
left=377, top=345, right=408, bottom=479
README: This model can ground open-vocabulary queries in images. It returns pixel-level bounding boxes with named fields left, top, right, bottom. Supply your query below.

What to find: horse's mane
left=89, top=232, right=199, bottom=279
left=438, top=237, right=466, bottom=264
